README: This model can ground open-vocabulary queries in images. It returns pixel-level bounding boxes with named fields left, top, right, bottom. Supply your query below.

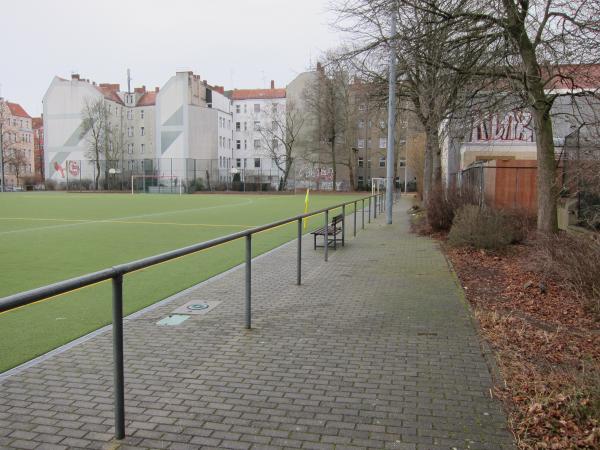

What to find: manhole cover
left=172, top=300, right=221, bottom=316
left=187, top=303, right=209, bottom=311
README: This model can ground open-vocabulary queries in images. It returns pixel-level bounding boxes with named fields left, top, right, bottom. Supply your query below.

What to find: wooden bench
left=311, top=214, right=344, bottom=250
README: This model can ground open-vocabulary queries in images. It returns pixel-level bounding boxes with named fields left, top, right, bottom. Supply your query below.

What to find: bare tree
left=333, top=0, right=494, bottom=203
left=4, top=149, right=29, bottom=187
left=414, top=0, right=600, bottom=233
left=0, top=101, right=10, bottom=192
left=302, top=54, right=357, bottom=191
left=80, top=97, right=109, bottom=190
left=255, top=99, right=304, bottom=190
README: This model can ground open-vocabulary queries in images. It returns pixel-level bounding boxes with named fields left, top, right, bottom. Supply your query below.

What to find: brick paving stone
left=0, top=198, right=515, bottom=449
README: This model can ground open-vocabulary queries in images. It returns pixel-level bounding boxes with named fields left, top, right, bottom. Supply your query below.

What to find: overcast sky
left=1, top=0, right=342, bottom=117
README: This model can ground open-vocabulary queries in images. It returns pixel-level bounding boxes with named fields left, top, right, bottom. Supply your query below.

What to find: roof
left=546, top=64, right=600, bottom=90
left=96, top=86, right=124, bottom=105
left=6, top=102, right=31, bottom=118
left=32, top=117, right=43, bottom=129
left=230, top=88, right=286, bottom=101
left=136, top=92, right=156, bottom=107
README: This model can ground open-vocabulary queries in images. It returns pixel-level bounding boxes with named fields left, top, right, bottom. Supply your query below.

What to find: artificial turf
left=0, top=192, right=365, bottom=373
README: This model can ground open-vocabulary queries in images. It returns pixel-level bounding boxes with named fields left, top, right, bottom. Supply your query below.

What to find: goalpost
left=131, top=175, right=183, bottom=195
left=371, top=177, right=387, bottom=196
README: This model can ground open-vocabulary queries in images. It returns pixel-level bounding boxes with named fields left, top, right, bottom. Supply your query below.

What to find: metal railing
left=0, top=192, right=388, bottom=440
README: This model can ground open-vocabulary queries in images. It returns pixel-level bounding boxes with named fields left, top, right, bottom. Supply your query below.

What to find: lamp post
left=385, top=8, right=397, bottom=224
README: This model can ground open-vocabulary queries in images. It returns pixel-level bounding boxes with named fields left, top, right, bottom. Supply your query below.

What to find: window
left=379, top=138, right=387, bottom=148
left=253, top=139, right=261, bottom=150
left=236, top=122, right=241, bottom=131
left=254, top=158, right=261, bottom=168
left=399, top=160, right=406, bottom=167
left=358, top=103, right=366, bottom=111
left=271, top=103, right=278, bottom=113
left=379, top=119, right=386, bottom=129
left=236, top=158, right=241, bottom=168
left=357, top=139, right=365, bottom=149
left=244, top=122, right=247, bottom=131
left=367, top=159, right=372, bottom=168
left=244, top=104, right=247, bottom=113
left=379, top=157, right=386, bottom=167
left=140, top=143, right=145, bottom=154
left=358, top=120, right=364, bottom=129
left=127, top=143, right=133, bottom=154
left=358, top=157, right=364, bottom=168
left=140, top=110, right=145, bottom=119
left=244, top=158, right=247, bottom=168
left=253, top=104, right=260, bottom=113
left=228, top=138, right=231, bottom=149
left=244, top=140, right=247, bottom=149
left=236, top=140, right=241, bottom=149
left=127, top=127, right=133, bottom=137
left=254, top=121, right=260, bottom=130
left=140, top=127, right=145, bottom=136
left=127, top=110, right=132, bottom=120
left=368, top=120, right=372, bottom=128
left=236, top=105, right=241, bottom=113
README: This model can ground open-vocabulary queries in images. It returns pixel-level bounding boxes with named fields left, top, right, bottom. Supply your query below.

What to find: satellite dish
left=108, top=168, right=116, bottom=174
left=231, top=168, right=239, bottom=174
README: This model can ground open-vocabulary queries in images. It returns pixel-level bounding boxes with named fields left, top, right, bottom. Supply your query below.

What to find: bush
left=44, top=179, right=57, bottom=191
left=541, top=233, right=600, bottom=317
left=448, top=205, right=527, bottom=249
left=426, top=185, right=475, bottom=231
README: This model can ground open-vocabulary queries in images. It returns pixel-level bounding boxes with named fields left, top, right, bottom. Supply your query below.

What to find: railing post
left=324, top=210, right=329, bottom=262
left=245, top=234, right=251, bottom=329
left=353, top=201, right=357, bottom=237
left=374, top=195, right=377, bottom=219
left=341, top=205, right=345, bottom=246
left=297, top=218, right=302, bottom=285
left=368, top=197, right=371, bottom=223
left=362, top=199, right=365, bottom=229
left=111, top=274, right=125, bottom=440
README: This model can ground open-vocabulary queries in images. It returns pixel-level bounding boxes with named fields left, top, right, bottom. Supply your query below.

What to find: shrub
left=541, top=232, right=600, bottom=317
left=426, top=185, right=475, bottom=231
left=44, top=179, right=57, bottom=191
left=448, top=205, right=526, bottom=249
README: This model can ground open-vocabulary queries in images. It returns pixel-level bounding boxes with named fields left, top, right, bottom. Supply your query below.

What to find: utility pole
left=385, top=7, right=397, bottom=224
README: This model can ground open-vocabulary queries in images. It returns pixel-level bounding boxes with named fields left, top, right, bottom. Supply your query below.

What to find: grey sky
left=1, top=0, right=341, bottom=117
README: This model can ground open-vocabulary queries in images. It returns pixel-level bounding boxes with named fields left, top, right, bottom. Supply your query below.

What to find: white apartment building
left=43, top=71, right=233, bottom=185
left=229, top=81, right=286, bottom=186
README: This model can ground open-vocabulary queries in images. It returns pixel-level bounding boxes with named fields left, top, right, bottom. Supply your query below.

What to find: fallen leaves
left=444, top=242, right=600, bottom=449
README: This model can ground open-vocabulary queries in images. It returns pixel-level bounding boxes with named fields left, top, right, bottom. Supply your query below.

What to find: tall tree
left=333, top=0, right=493, bottom=202
left=417, top=0, right=600, bottom=232
left=303, top=55, right=357, bottom=191
left=255, top=99, right=304, bottom=190
left=80, top=97, right=109, bottom=190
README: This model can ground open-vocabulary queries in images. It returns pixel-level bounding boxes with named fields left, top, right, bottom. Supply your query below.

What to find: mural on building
left=470, top=110, right=534, bottom=143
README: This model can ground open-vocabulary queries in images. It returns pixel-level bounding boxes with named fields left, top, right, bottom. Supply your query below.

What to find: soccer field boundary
left=0, top=232, right=307, bottom=381
left=0, top=217, right=257, bottom=230
left=0, top=198, right=256, bottom=236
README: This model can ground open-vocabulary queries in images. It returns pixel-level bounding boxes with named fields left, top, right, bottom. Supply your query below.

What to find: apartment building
left=43, top=71, right=233, bottom=185
left=228, top=81, right=286, bottom=185
left=0, top=99, right=35, bottom=188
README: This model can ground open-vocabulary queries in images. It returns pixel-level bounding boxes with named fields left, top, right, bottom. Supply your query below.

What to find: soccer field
left=0, top=192, right=363, bottom=372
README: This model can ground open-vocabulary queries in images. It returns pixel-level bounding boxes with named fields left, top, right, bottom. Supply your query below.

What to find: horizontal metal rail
left=0, top=192, right=387, bottom=440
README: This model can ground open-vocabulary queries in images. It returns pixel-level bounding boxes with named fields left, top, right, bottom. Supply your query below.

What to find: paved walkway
left=0, top=198, right=514, bottom=450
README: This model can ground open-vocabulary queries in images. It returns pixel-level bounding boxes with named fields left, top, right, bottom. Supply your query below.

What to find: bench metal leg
left=342, top=205, right=345, bottom=247
left=324, top=210, right=328, bottom=262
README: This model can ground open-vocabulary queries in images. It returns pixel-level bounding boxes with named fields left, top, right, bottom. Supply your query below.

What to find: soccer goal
left=131, top=175, right=183, bottom=195
left=371, top=177, right=387, bottom=196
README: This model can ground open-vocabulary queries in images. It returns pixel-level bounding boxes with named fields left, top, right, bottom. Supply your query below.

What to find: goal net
left=371, top=177, right=387, bottom=196
left=131, top=175, right=183, bottom=194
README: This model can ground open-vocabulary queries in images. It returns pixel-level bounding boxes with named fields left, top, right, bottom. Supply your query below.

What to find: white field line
left=0, top=199, right=254, bottom=236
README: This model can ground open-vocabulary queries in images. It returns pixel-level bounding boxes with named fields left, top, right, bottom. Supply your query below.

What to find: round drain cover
left=187, top=303, right=209, bottom=311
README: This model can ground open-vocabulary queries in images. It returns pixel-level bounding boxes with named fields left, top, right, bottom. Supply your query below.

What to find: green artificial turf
left=0, top=192, right=365, bottom=372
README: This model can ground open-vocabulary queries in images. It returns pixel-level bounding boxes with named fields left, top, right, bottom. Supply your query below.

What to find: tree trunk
left=348, top=153, right=355, bottom=191
left=423, top=125, right=434, bottom=204
left=330, top=142, right=337, bottom=191
left=95, top=159, right=101, bottom=190
left=532, top=105, right=558, bottom=233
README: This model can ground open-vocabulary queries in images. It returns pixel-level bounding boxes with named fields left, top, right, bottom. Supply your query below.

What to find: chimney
left=270, top=80, right=275, bottom=89
left=316, top=62, right=323, bottom=73
left=71, top=74, right=80, bottom=80
left=155, top=87, right=160, bottom=92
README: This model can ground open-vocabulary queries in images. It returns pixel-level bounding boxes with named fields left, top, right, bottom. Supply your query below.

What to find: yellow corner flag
left=303, top=188, right=310, bottom=230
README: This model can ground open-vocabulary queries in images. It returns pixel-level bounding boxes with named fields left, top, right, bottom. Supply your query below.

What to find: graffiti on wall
left=470, top=110, right=535, bottom=143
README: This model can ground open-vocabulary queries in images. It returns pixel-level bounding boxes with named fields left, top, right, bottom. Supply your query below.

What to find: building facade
left=229, top=80, right=286, bottom=188
left=0, top=99, right=35, bottom=189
